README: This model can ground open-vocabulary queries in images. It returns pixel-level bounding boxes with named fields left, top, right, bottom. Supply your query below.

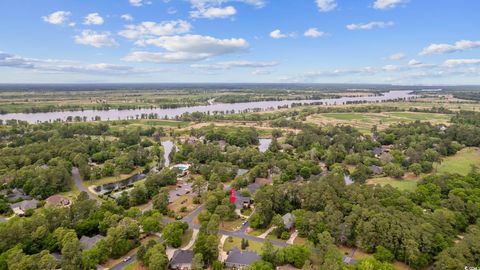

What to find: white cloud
left=270, top=29, right=288, bottom=39
left=346, top=21, right=394, bottom=30
left=388, top=52, right=405, bottom=60
left=304, top=28, right=325, bottom=38
left=84, top=13, right=104, bottom=25
left=123, top=34, right=249, bottom=63
left=443, top=59, right=480, bottom=67
left=191, top=6, right=237, bottom=19
left=191, top=60, right=278, bottom=70
left=373, top=0, right=408, bottom=10
left=252, top=69, right=271, bottom=75
left=129, top=0, right=152, bottom=7
left=315, top=0, right=337, bottom=12
left=119, top=20, right=192, bottom=39
left=74, top=30, right=119, bottom=48
left=419, top=40, right=480, bottom=56
left=121, top=14, right=134, bottom=21
left=382, top=64, right=400, bottom=71
left=42, top=11, right=71, bottom=25
left=408, top=59, right=422, bottom=66
left=0, top=51, right=149, bottom=75
left=188, top=0, right=265, bottom=19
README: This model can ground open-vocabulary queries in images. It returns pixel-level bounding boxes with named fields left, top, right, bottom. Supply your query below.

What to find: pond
left=258, top=138, right=272, bottom=153
left=0, top=91, right=415, bottom=124
left=161, top=140, right=175, bottom=168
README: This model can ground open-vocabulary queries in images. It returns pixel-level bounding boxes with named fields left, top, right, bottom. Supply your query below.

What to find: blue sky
left=0, top=0, right=479, bottom=84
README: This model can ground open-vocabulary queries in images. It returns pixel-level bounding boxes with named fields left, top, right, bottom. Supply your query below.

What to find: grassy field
left=223, top=236, right=264, bottom=254
left=435, top=147, right=480, bottom=175
left=168, top=195, right=199, bottom=218
left=306, top=111, right=450, bottom=134
left=367, top=174, right=420, bottom=192
left=180, top=229, right=193, bottom=248
left=220, top=218, right=245, bottom=232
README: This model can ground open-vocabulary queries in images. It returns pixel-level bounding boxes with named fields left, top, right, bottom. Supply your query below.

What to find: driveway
left=71, top=167, right=96, bottom=200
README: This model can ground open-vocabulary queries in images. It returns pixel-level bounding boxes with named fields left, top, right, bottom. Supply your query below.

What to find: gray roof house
left=225, top=248, right=261, bottom=269
left=169, top=250, right=194, bottom=270
left=369, top=165, right=383, bottom=175
left=282, top=213, right=295, bottom=230
left=80, top=235, right=104, bottom=250
left=10, top=199, right=38, bottom=216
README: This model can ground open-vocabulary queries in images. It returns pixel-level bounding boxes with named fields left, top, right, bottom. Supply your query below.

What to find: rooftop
left=225, top=248, right=261, bottom=267
left=80, top=235, right=104, bottom=250
left=170, top=250, right=194, bottom=267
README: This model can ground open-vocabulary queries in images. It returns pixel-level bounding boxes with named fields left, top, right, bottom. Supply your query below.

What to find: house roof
left=373, top=147, right=383, bottom=155
left=282, top=213, right=294, bottom=229
left=46, top=195, right=71, bottom=206
left=10, top=199, right=38, bottom=211
left=254, top=178, right=273, bottom=186
left=369, top=165, right=383, bottom=174
left=225, top=248, right=261, bottom=266
left=80, top=235, right=104, bottom=250
left=170, top=250, right=194, bottom=266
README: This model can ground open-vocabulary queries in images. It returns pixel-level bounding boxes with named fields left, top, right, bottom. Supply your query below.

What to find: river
left=0, top=91, right=415, bottom=124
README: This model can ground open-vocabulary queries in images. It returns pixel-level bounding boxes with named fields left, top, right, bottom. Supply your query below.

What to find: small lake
left=258, top=138, right=272, bottom=153
left=161, top=140, right=175, bottom=167
left=0, top=91, right=415, bottom=124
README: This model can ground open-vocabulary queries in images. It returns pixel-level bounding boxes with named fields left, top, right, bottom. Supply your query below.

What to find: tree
left=248, top=260, right=274, bottom=270
left=61, top=232, right=83, bottom=270
left=162, top=222, right=188, bottom=248
left=153, top=189, right=170, bottom=215
left=141, top=216, right=161, bottom=234
left=192, top=253, right=204, bottom=270
left=351, top=164, right=371, bottom=184
left=383, top=163, right=405, bottom=179
left=409, top=163, right=422, bottom=176
left=145, top=243, right=168, bottom=270
left=374, top=246, right=394, bottom=263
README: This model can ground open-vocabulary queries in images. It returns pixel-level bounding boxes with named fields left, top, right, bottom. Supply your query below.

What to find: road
left=71, top=167, right=96, bottom=200
left=110, top=203, right=288, bottom=269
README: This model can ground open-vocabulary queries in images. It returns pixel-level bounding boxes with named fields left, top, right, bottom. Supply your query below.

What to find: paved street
left=71, top=167, right=96, bottom=200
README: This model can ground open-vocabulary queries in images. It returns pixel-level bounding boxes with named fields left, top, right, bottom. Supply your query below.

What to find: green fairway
left=435, top=147, right=480, bottom=175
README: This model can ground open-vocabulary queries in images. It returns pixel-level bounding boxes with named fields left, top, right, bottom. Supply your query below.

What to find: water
left=0, top=91, right=415, bottom=124
left=161, top=140, right=174, bottom=167
left=258, top=138, right=272, bottom=153
left=344, top=175, right=354, bottom=185
left=94, top=173, right=146, bottom=195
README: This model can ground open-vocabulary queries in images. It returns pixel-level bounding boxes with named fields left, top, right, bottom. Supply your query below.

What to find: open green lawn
left=435, top=147, right=480, bottom=175
left=367, top=176, right=418, bottom=191
left=180, top=229, right=193, bottom=248
left=223, top=236, right=264, bottom=254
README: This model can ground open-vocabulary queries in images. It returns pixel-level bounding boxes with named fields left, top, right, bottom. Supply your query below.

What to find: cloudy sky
left=0, top=0, right=479, bottom=84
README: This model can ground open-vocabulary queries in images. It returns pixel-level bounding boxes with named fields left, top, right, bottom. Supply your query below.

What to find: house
left=254, top=178, right=273, bottom=186
left=280, top=144, right=294, bottom=151
left=234, top=191, right=253, bottom=210
left=2, top=188, right=31, bottom=202
left=46, top=195, right=71, bottom=207
left=10, top=199, right=39, bottom=216
left=80, top=235, right=104, bottom=250
left=372, top=147, right=383, bottom=157
left=169, top=250, right=194, bottom=270
left=369, top=165, right=383, bottom=175
left=225, top=248, right=261, bottom=269
left=282, top=213, right=295, bottom=230
left=237, top=169, right=249, bottom=177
